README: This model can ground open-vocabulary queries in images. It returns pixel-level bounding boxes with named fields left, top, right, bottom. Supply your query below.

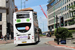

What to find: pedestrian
left=50, top=32, right=51, bottom=37
left=9, top=34, right=11, bottom=40
left=7, top=33, right=9, bottom=40
left=46, top=33, right=48, bottom=36
left=4, top=35, right=7, bottom=41
left=1, top=35, right=3, bottom=40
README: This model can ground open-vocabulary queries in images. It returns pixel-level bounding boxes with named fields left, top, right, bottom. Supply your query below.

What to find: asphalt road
left=0, top=37, right=72, bottom=50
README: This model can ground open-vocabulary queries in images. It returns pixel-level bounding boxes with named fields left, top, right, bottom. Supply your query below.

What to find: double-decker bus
left=13, top=11, right=39, bottom=45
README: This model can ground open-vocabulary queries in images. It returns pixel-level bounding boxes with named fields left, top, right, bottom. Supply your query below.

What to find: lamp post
left=23, top=0, right=28, bottom=8
left=53, top=4, right=56, bottom=29
left=21, top=0, right=22, bottom=10
left=53, top=15, right=59, bottom=44
left=56, top=15, right=59, bottom=45
left=24, top=0, right=26, bottom=8
left=50, top=27, right=52, bottom=37
left=21, top=0, right=28, bottom=10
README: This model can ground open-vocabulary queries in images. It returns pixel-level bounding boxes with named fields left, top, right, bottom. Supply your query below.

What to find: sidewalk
left=46, top=36, right=75, bottom=49
left=0, top=39, right=14, bottom=44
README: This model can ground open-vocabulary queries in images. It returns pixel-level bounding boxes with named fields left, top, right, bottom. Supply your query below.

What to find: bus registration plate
left=22, top=41, right=27, bottom=43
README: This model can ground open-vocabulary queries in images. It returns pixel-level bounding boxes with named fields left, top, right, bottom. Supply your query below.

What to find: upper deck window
left=17, top=14, right=29, bottom=19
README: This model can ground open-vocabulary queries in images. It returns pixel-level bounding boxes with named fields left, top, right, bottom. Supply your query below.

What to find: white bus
left=13, top=11, right=40, bottom=45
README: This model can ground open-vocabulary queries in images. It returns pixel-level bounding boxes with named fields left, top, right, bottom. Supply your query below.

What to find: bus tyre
left=15, top=44, right=18, bottom=46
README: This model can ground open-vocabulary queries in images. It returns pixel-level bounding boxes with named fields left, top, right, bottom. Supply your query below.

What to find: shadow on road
left=16, top=41, right=40, bottom=47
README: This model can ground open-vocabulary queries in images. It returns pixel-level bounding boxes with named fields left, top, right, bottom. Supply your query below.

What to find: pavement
left=45, top=36, right=75, bottom=49
left=0, top=39, right=14, bottom=44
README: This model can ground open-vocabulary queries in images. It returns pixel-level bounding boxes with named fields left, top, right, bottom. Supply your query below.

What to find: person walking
left=4, top=35, right=7, bottom=41
left=9, top=34, right=11, bottom=40
left=46, top=33, right=48, bottom=37
left=1, top=35, right=3, bottom=40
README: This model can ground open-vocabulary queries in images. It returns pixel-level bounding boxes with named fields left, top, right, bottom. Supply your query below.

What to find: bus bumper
left=14, top=40, right=35, bottom=45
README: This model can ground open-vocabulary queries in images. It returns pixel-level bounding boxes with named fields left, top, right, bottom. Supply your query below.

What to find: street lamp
left=56, top=15, right=59, bottom=45
left=21, top=0, right=22, bottom=10
left=21, top=0, right=28, bottom=10
left=53, top=15, right=59, bottom=45
left=23, top=0, right=28, bottom=8
left=53, top=4, right=56, bottom=29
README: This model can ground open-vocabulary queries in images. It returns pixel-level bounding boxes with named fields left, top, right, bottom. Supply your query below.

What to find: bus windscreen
left=15, top=23, right=31, bottom=33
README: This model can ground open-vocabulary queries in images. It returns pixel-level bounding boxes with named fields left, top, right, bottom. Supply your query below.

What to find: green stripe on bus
left=16, top=19, right=21, bottom=23
left=26, top=18, right=30, bottom=22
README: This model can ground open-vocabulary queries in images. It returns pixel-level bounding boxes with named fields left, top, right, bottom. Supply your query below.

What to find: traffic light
left=60, top=17, right=64, bottom=26
left=48, top=26, right=52, bottom=31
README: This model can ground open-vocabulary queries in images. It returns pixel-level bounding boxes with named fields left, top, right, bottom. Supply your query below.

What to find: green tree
left=54, top=27, right=72, bottom=39
left=38, top=28, right=42, bottom=34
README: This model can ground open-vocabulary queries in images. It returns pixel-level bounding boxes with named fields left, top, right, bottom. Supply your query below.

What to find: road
left=0, top=37, right=72, bottom=50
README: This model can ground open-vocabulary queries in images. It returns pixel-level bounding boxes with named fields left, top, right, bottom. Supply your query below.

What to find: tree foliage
left=54, top=27, right=72, bottom=39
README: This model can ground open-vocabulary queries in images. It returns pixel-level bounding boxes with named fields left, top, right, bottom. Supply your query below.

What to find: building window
left=68, top=13, right=70, bottom=18
left=6, top=0, right=8, bottom=3
left=71, top=2, right=73, bottom=6
left=74, top=1, right=75, bottom=5
left=67, top=5, right=68, bottom=10
left=74, top=12, right=75, bottom=15
left=6, top=9, right=9, bottom=15
left=0, top=25, right=2, bottom=39
left=67, top=0, right=68, bottom=3
left=67, top=13, right=68, bottom=18
left=69, top=4, right=70, bottom=9
left=0, top=13, right=2, bottom=21
left=65, top=0, right=66, bottom=4
left=65, top=6, right=66, bottom=11
left=65, top=21, right=67, bottom=26
left=63, top=0, right=64, bottom=4
left=69, top=0, right=70, bottom=1
left=65, top=14, right=67, bottom=19
left=70, top=12, right=71, bottom=17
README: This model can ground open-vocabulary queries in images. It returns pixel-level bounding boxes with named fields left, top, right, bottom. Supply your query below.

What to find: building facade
left=0, top=0, right=7, bottom=38
left=6, top=0, right=15, bottom=39
left=47, top=0, right=75, bottom=31
left=0, top=0, right=15, bottom=39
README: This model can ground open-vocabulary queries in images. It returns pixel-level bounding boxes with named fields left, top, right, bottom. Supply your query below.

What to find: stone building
left=0, top=0, right=15, bottom=39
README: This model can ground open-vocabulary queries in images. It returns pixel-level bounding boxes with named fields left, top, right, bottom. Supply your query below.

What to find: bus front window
left=15, top=23, right=31, bottom=33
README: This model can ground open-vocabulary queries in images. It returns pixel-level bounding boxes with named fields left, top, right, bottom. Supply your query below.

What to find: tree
left=38, top=28, right=42, bottom=34
left=54, top=27, right=72, bottom=39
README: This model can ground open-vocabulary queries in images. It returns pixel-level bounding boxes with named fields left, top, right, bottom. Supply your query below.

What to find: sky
left=15, top=0, right=49, bottom=32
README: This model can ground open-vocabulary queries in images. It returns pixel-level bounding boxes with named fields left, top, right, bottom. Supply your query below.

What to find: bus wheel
left=15, top=44, right=18, bottom=46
